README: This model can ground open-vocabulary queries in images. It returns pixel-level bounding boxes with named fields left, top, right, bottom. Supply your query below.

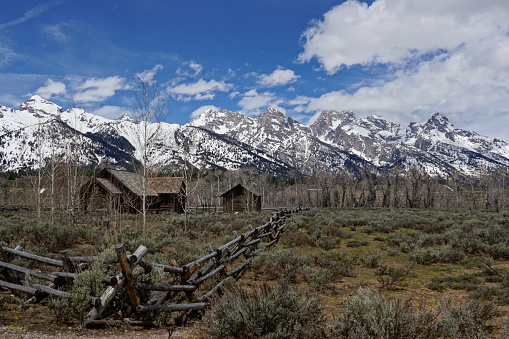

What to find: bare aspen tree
left=179, top=135, right=201, bottom=233
left=35, top=120, right=45, bottom=220
left=132, top=75, right=169, bottom=234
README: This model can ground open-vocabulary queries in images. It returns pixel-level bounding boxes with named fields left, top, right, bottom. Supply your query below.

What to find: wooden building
left=221, top=184, right=261, bottom=213
left=80, top=168, right=185, bottom=213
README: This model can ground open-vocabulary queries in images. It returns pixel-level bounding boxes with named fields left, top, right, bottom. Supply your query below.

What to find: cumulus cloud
left=136, top=64, right=163, bottom=84
left=167, top=79, right=233, bottom=102
left=298, top=0, right=509, bottom=73
left=74, top=76, right=128, bottom=103
left=190, top=105, right=220, bottom=119
left=35, top=79, right=66, bottom=99
left=237, top=89, right=283, bottom=115
left=296, top=0, right=509, bottom=140
left=257, top=67, right=300, bottom=87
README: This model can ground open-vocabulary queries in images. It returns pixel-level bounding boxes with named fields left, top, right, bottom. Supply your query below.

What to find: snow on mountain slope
left=1, top=96, right=508, bottom=177
left=0, top=96, right=295, bottom=176
left=191, top=107, right=509, bottom=176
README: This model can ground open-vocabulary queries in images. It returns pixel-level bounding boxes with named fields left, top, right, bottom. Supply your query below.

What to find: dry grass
left=2, top=207, right=509, bottom=337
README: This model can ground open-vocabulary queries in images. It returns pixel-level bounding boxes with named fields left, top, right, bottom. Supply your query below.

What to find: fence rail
left=0, top=207, right=304, bottom=330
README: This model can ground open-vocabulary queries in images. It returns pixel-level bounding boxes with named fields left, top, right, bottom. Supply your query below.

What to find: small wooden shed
left=220, top=184, right=261, bottom=213
left=80, top=168, right=185, bottom=213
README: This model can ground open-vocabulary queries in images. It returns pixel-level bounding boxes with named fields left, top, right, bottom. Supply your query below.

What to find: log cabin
left=80, top=168, right=185, bottom=214
left=220, top=184, right=261, bottom=213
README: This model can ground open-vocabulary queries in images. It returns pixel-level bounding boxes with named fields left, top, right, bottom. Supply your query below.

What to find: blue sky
left=1, top=0, right=509, bottom=140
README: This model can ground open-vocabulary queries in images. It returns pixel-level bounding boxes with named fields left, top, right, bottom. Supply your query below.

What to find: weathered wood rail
left=0, top=207, right=304, bottom=330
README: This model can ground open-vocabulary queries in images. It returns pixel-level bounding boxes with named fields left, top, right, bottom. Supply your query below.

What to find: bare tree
left=132, top=75, right=169, bottom=233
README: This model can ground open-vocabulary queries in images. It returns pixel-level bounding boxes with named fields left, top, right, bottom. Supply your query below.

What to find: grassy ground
left=1, top=208, right=509, bottom=337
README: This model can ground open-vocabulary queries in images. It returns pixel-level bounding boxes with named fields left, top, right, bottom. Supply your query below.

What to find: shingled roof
left=96, top=178, right=122, bottom=194
left=108, top=169, right=158, bottom=196
left=147, top=177, right=184, bottom=194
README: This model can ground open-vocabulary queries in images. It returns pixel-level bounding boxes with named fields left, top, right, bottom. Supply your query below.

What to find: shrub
left=346, top=239, right=368, bottom=248
left=209, top=284, right=325, bottom=339
left=252, top=247, right=311, bottom=283
left=308, top=227, right=340, bottom=250
left=209, top=221, right=227, bottom=235
left=426, top=274, right=482, bottom=292
left=71, top=247, right=118, bottom=320
left=409, top=247, right=441, bottom=265
left=360, top=251, right=381, bottom=268
left=313, top=250, right=358, bottom=278
left=439, top=297, right=499, bottom=338
left=330, top=288, right=442, bottom=339
left=375, top=264, right=413, bottom=290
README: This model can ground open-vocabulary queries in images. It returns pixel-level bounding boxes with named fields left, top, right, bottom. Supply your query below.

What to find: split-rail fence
left=0, top=208, right=303, bottom=330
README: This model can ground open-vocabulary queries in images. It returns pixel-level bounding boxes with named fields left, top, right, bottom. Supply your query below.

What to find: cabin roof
left=147, top=177, right=184, bottom=194
left=106, top=169, right=158, bottom=196
left=220, top=183, right=261, bottom=197
left=96, top=178, right=122, bottom=194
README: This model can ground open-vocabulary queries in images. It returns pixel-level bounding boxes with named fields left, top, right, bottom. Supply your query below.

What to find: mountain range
left=1, top=95, right=508, bottom=178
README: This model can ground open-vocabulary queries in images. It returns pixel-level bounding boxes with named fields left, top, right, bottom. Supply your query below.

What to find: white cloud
left=176, top=61, right=203, bottom=77
left=42, top=24, right=70, bottom=42
left=0, top=41, right=17, bottom=67
left=74, top=76, right=128, bottom=103
left=228, top=91, right=240, bottom=99
left=304, top=48, right=509, bottom=131
left=35, top=79, right=66, bottom=99
left=257, top=67, right=300, bottom=87
left=0, top=93, right=22, bottom=108
left=297, top=0, right=509, bottom=140
left=92, top=105, right=128, bottom=119
left=237, top=89, right=283, bottom=115
left=0, top=1, right=64, bottom=30
left=136, top=64, right=163, bottom=84
left=190, top=105, right=220, bottom=119
left=167, top=79, right=233, bottom=102
left=298, top=0, right=509, bottom=73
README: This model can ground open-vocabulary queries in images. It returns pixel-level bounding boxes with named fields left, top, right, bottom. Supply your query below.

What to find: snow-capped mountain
left=189, top=107, right=509, bottom=177
left=1, top=95, right=508, bottom=178
left=0, top=96, right=294, bottom=176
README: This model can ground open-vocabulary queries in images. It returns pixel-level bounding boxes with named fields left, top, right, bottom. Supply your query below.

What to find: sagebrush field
left=1, top=207, right=509, bottom=338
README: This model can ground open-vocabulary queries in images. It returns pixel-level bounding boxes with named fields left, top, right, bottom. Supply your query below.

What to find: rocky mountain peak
left=425, top=112, right=453, bottom=131
left=188, top=108, right=245, bottom=134
left=257, top=108, right=287, bottom=124
left=118, top=113, right=132, bottom=121
left=0, top=105, right=13, bottom=118
left=309, top=110, right=357, bottom=138
left=18, top=95, right=63, bottom=117
left=361, top=115, right=401, bottom=133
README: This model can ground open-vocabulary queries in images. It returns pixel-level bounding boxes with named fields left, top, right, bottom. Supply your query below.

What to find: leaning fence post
left=115, top=244, right=141, bottom=312
left=60, top=250, right=75, bottom=275
left=0, top=244, right=22, bottom=284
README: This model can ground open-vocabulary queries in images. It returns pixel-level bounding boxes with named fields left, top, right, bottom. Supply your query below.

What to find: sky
left=1, top=0, right=509, bottom=141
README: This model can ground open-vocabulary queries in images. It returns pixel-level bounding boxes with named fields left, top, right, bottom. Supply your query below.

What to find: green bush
left=71, top=247, right=118, bottom=320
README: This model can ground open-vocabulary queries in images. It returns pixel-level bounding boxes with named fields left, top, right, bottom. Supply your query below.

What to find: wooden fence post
left=115, top=244, right=142, bottom=312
